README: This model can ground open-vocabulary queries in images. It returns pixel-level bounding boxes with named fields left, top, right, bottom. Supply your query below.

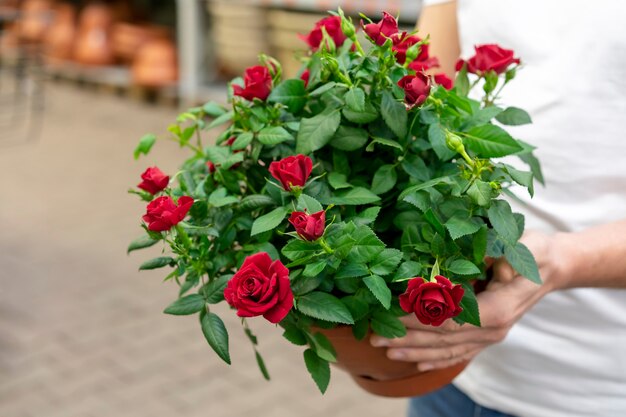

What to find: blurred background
left=0, top=1, right=421, bottom=416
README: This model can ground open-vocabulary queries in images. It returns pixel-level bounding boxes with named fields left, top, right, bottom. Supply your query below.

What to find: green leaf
left=347, top=225, right=385, bottom=263
left=445, top=217, right=483, bottom=240
left=381, top=90, right=408, bottom=139
left=230, top=132, right=254, bottom=150
left=428, top=124, right=456, bottom=160
left=239, top=194, right=276, bottom=211
left=398, top=176, right=454, bottom=199
left=127, top=235, right=159, bottom=253
left=139, top=256, right=174, bottom=270
left=282, top=326, right=308, bottom=345
left=455, top=284, right=481, bottom=326
left=310, top=82, right=337, bottom=96
left=424, top=208, right=446, bottom=237
left=303, top=260, right=327, bottom=277
left=282, top=239, right=319, bottom=261
left=488, top=200, right=519, bottom=245
left=330, top=126, right=369, bottom=151
left=342, top=102, right=378, bottom=124
left=304, top=348, right=330, bottom=394
left=203, top=274, right=231, bottom=304
left=454, top=64, right=469, bottom=96
left=290, top=274, right=323, bottom=296
left=504, top=242, right=542, bottom=284
left=312, top=332, right=337, bottom=362
left=342, top=295, right=369, bottom=321
left=466, top=180, right=493, bottom=207
left=297, top=194, right=323, bottom=213
left=335, top=262, right=369, bottom=279
left=366, top=137, right=403, bottom=152
left=369, top=248, right=403, bottom=276
left=463, top=125, right=524, bottom=157
left=297, top=292, right=354, bottom=324
left=296, top=110, right=341, bottom=155
left=134, top=133, right=156, bottom=160
left=504, top=165, right=534, bottom=197
left=352, top=318, right=369, bottom=340
left=371, top=165, right=397, bottom=195
left=321, top=187, right=380, bottom=205
left=164, top=294, right=205, bottom=315
left=202, top=101, right=227, bottom=117
left=207, top=111, right=234, bottom=129
left=448, top=259, right=481, bottom=276
left=353, top=207, right=381, bottom=226
left=363, top=275, right=392, bottom=309
left=205, top=146, right=230, bottom=164
left=370, top=311, right=407, bottom=338
left=518, top=149, right=544, bottom=185
left=251, top=207, right=287, bottom=236
left=345, top=87, right=366, bottom=112
left=327, top=172, right=352, bottom=190
left=257, top=126, right=294, bottom=146
left=496, top=106, right=532, bottom=126
left=392, top=261, right=422, bottom=282
left=268, top=79, right=307, bottom=113
left=401, top=154, right=429, bottom=181
left=209, top=188, right=239, bottom=207
left=255, top=350, right=271, bottom=380
left=201, top=312, right=231, bottom=364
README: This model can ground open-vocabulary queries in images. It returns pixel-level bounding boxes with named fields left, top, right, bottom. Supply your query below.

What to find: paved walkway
left=0, top=84, right=407, bottom=417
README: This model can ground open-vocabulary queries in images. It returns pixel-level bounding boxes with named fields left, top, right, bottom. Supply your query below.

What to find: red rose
left=363, top=12, right=398, bottom=46
left=300, top=69, right=310, bottom=88
left=392, top=32, right=426, bottom=65
left=288, top=210, right=326, bottom=241
left=224, top=252, right=294, bottom=324
left=137, top=166, right=169, bottom=195
left=142, top=196, right=194, bottom=232
left=232, top=66, right=273, bottom=101
left=459, top=44, right=520, bottom=75
left=408, top=56, right=440, bottom=72
left=269, top=154, right=313, bottom=191
left=206, top=161, right=216, bottom=174
left=434, top=73, right=453, bottom=90
left=300, top=15, right=347, bottom=50
left=398, top=73, right=431, bottom=107
left=399, top=275, right=464, bottom=326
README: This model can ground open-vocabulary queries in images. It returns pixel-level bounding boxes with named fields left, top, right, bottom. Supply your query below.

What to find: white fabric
left=420, top=1, right=626, bottom=416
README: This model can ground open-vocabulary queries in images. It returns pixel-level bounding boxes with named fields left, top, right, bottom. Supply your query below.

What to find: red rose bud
left=300, top=15, right=346, bottom=51
left=224, top=252, right=294, bottom=324
left=137, top=166, right=169, bottom=195
left=300, top=69, right=310, bottom=88
left=363, top=12, right=398, bottom=46
left=288, top=210, right=326, bottom=241
left=232, top=65, right=273, bottom=101
left=408, top=56, right=440, bottom=72
left=142, top=196, right=194, bottom=232
left=206, top=161, right=216, bottom=174
left=399, top=275, right=464, bottom=326
left=398, top=73, right=431, bottom=107
left=434, top=73, right=453, bottom=90
left=463, top=44, right=520, bottom=75
left=391, top=32, right=426, bottom=65
left=269, top=154, right=313, bottom=191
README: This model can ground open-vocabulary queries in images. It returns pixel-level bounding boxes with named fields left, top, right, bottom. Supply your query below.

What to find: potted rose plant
left=128, top=9, right=541, bottom=397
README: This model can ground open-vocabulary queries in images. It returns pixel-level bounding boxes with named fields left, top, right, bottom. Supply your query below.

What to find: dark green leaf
left=428, top=124, right=456, bottom=160
left=342, top=296, right=369, bottom=321
left=370, top=311, right=406, bottom=338
left=297, top=292, right=354, bottom=324
left=488, top=200, right=519, bottom=246
left=202, top=101, right=227, bottom=117
left=353, top=207, right=381, bottom=226
left=448, top=259, right=481, bottom=276
left=445, top=217, right=483, bottom=240
left=283, top=326, right=308, bottom=345
left=342, top=102, right=378, bottom=124
left=327, top=172, right=352, bottom=190
left=303, top=260, right=327, bottom=277
left=139, top=256, right=174, bottom=270
left=134, top=133, right=156, bottom=160
left=282, top=239, right=319, bottom=261
left=209, top=188, right=239, bottom=207
left=201, top=313, right=231, bottom=364
left=330, top=126, right=369, bottom=151
left=310, top=82, right=337, bottom=96
left=296, top=110, right=342, bottom=155
left=371, top=165, right=397, bottom=195
left=392, top=261, right=422, bottom=282
left=313, top=332, right=337, bottom=362
left=381, top=91, right=408, bottom=139
left=366, top=137, right=403, bottom=152
left=363, top=275, right=392, bottom=309
left=345, top=87, right=366, bottom=112
left=455, top=284, right=481, bottom=326
left=127, top=235, right=159, bottom=253
left=251, top=207, right=287, bottom=236
left=268, top=79, right=307, bottom=113
left=335, top=262, right=369, bottom=278
left=239, top=194, right=276, bottom=211
left=398, top=176, right=455, bottom=199
left=207, top=111, right=234, bottom=129
left=401, top=154, right=429, bottom=181
left=464, top=125, right=524, bottom=157
left=466, top=180, right=493, bottom=207
left=504, top=165, right=534, bottom=197
left=230, top=132, right=254, bottom=150
left=297, top=194, right=324, bottom=213
left=347, top=225, right=385, bottom=263
left=255, top=350, right=270, bottom=380
left=496, top=106, right=532, bottom=126
left=504, top=242, right=542, bottom=284
left=164, top=294, right=205, bottom=315
left=304, top=348, right=330, bottom=394
left=352, top=318, right=369, bottom=340
left=454, top=65, right=469, bottom=96
left=257, top=126, right=294, bottom=146
left=369, top=248, right=403, bottom=276
left=290, top=273, right=323, bottom=296
left=321, top=187, right=380, bottom=205
left=203, top=274, right=231, bottom=304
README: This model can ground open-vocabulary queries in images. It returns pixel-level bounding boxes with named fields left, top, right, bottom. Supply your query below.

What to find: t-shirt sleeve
left=422, top=0, right=454, bottom=6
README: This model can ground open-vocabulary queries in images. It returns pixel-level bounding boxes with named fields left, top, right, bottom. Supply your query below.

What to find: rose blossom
left=363, top=12, right=398, bottom=46
left=300, top=15, right=347, bottom=50
left=398, top=72, right=431, bottom=107
left=408, top=56, right=440, bottom=72
left=434, top=73, right=454, bottom=90
left=457, top=44, right=520, bottom=75
left=300, top=69, right=310, bottom=88
left=269, top=154, right=313, bottom=191
left=137, top=166, right=169, bottom=195
left=288, top=210, right=326, bottom=241
left=399, top=275, right=464, bottom=326
left=232, top=66, right=273, bottom=101
left=224, top=252, right=294, bottom=323
left=142, top=196, right=194, bottom=232
left=391, top=32, right=427, bottom=65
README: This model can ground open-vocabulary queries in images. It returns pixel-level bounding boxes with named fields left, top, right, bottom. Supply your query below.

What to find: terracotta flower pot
left=131, top=38, right=178, bottom=87
left=73, top=3, right=115, bottom=66
left=44, top=3, right=77, bottom=61
left=316, top=326, right=468, bottom=398
left=111, top=22, right=170, bottom=63
left=19, top=0, right=53, bottom=43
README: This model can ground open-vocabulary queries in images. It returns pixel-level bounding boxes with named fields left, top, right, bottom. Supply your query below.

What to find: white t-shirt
left=421, top=1, right=626, bottom=416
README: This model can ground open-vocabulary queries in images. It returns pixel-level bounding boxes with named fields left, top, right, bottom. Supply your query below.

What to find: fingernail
left=370, top=337, right=388, bottom=347
left=388, top=350, right=405, bottom=360
left=418, top=363, right=435, bottom=372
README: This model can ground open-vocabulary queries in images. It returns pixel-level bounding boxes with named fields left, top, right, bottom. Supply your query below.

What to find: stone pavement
left=0, top=84, right=407, bottom=417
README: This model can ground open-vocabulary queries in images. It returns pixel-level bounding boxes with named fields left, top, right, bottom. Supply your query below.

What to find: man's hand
left=370, top=230, right=560, bottom=371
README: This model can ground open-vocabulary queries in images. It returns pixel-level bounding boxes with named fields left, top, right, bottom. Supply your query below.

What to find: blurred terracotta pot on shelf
left=131, top=38, right=178, bottom=87
left=19, top=0, right=54, bottom=43
left=73, top=2, right=115, bottom=66
left=44, top=3, right=77, bottom=61
left=111, top=22, right=170, bottom=63
left=317, top=326, right=468, bottom=398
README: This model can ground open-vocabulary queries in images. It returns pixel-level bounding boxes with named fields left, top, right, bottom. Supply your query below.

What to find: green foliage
left=304, top=348, right=330, bottom=393
left=164, top=294, right=205, bottom=315
left=201, top=312, right=231, bottom=364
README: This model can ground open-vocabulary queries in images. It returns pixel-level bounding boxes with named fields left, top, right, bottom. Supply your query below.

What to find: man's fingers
left=371, top=326, right=505, bottom=349
left=398, top=315, right=461, bottom=332
left=385, top=343, right=483, bottom=364
left=415, top=347, right=483, bottom=372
